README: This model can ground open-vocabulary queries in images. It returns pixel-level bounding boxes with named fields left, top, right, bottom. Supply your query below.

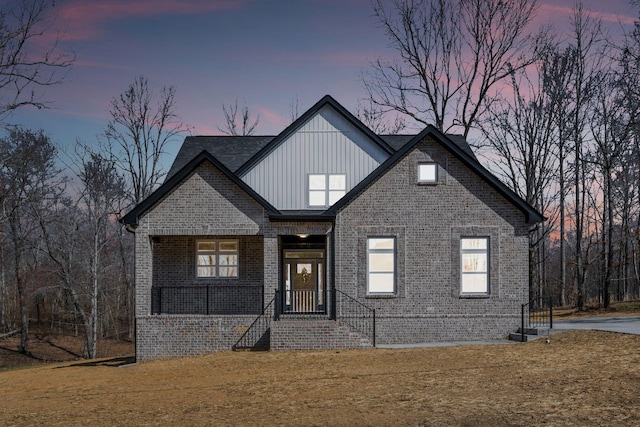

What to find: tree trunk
left=559, top=137, right=567, bottom=307
left=602, top=169, right=613, bottom=308
left=10, top=215, right=28, bottom=354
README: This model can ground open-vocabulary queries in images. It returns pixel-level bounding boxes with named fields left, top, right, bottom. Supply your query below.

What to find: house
left=121, top=95, right=543, bottom=361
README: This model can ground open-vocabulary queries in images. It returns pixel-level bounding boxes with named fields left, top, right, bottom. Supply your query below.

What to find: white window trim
left=196, top=239, right=238, bottom=279
left=367, top=236, right=396, bottom=295
left=308, top=173, right=346, bottom=207
left=417, top=162, right=438, bottom=184
left=460, top=237, right=489, bottom=295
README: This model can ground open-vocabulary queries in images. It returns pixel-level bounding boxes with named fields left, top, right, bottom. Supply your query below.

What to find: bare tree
left=479, top=39, right=567, bottom=300
left=587, top=70, right=638, bottom=308
left=0, top=126, right=61, bottom=353
left=567, top=2, right=605, bottom=311
left=545, top=46, right=579, bottom=307
left=105, top=76, right=186, bottom=340
left=105, top=76, right=188, bottom=206
left=77, top=150, right=125, bottom=357
left=356, top=99, right=406, bottom=134
left=364, top=0, right=539, bottom=138
left=218, top=99, right=259, bottom=136
left=39, top=148, right=125, bottom=358
left=0, top=0, right=74, bottom=120
left=289, top=96, right=300, bottom=124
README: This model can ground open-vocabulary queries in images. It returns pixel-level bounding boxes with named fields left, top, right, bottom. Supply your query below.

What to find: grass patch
left=2, top=330, right=640, bottom=426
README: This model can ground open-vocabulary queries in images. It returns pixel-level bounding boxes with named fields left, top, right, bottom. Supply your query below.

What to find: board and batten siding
left=240, top=105, right=390, bottom=210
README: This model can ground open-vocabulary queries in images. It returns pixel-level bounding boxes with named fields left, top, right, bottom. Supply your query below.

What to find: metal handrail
left=232, top=296, right=275, bottom=351
left=335, top=289, right=376, bottom=347
left=521, top=296, right=553, bottom=342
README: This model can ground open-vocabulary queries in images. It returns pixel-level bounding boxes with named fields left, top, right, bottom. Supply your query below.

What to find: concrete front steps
left=271, top=316, right=373, bottom=351
left=509, top=326, right=551, bottom=342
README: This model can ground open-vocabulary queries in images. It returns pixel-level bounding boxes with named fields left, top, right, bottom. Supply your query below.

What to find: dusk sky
left=8, top=0, right=640, bottom=164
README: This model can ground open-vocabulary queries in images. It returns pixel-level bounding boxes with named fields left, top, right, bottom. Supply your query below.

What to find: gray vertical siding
left=241, top=105, right=390, bottom=210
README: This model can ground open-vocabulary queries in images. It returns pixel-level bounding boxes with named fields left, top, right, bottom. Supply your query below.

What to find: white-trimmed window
left=418, top=163, right=437, bottom=184
left=367, top=237, right=395, bottom=294
left=460, top=237, right=489, bottom=294
left=309, top=173, right=346, bottom=207
left=196, top=240, right=238, bottom=278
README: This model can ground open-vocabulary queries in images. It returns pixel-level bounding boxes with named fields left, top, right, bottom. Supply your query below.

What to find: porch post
left=263, top=234, right=278, bottom=309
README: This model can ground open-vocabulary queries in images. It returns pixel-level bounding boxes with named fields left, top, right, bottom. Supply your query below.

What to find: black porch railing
left=232, top=296, right=275, bottom=351
left=521, top=296, right=553, bottom=342
left=151, top=284, right=263, bottom=315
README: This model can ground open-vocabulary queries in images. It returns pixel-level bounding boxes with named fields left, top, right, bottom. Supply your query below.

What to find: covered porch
left=147, top=232, right=334, bottom=317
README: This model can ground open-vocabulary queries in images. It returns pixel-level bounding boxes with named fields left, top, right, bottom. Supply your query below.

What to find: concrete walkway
left=552, top=316, right=640, bottom=335
left=376, top=316, right=640, bottom=349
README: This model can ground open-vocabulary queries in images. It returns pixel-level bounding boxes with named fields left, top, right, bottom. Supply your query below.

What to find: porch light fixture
left=297, top=234, right=309, bottom=239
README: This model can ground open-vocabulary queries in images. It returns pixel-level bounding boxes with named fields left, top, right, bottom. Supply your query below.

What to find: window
left=418, top=163, right=437, bottom=184
left=197, top=240, right=238, bottom=278
left=460, top=237, right=489, bottom=294
left=367, top=237, right=395, bottom=294
left=309, top=174, right=346, bottom=207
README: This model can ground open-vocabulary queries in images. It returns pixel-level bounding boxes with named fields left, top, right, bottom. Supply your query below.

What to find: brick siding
left=132, top=135, right=532, bottom=360
left=333, top=137, right=530, bottom=343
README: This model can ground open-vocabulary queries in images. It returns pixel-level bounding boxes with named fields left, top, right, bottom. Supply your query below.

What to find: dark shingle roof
left=166, top=133, right=477, bottom=183
left=133, top=94, right=540, bottom=226
left=165, top=135, right=273, bottom=181
left=379, top=134, right=477, bottom=161
left=446, top=134, right=477, bottom=160
left=379, top=135, right=414, bottom=151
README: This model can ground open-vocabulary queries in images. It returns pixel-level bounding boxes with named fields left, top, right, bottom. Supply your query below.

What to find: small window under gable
left=308, top=173, right=346, bottom=207
left=418, top=163, right=438, bottom=184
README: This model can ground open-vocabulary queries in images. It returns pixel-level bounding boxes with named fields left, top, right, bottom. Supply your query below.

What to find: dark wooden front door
left=283, top=251, right=325, bottom=313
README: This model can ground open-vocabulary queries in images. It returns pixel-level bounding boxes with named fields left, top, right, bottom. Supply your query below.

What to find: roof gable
left=121, top=150, right=279, bottom=226
left=236, top=95, right=394, bottom=176
left=327, top=126, right=543, bottom=225
left=237, top=96, right=396, bottom=211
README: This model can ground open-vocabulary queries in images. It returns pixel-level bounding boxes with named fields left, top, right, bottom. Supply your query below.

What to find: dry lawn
left=2, top=330, right=640, bottom=426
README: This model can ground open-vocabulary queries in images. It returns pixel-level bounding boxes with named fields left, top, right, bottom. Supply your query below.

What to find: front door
left=283, top=251, right=325, bottom=313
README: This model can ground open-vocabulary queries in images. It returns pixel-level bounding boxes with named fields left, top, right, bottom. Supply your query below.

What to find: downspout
left=330, top=219, right=336, bottom=321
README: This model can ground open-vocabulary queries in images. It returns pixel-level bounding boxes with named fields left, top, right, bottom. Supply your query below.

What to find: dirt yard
left=2, top=329, right=640, bottom=426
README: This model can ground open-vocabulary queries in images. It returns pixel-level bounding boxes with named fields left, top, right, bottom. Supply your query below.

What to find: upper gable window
left=309, top=174, right=346, bottom=207
left=418, top=163, right=438, bottom=184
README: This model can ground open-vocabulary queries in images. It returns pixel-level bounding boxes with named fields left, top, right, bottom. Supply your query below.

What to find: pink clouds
left=256, top=106, right=286, bottom=130
left=537, top=2, right=636, bottom=27
left=54, top=0, right=248, bottom=41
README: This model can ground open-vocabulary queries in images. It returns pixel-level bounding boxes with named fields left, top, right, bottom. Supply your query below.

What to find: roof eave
left=268, top=212, right=335, bottom=222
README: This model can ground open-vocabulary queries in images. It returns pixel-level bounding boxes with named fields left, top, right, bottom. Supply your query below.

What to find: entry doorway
left=282, top=249, right=325, bottom=313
